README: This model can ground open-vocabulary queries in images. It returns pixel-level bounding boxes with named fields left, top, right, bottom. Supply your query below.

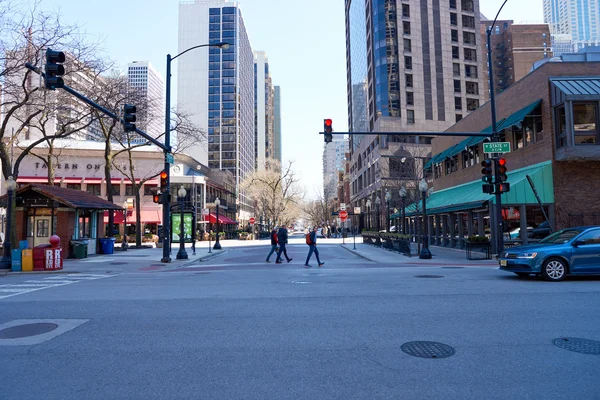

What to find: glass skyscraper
left=544, top=0, right=600, bottom=51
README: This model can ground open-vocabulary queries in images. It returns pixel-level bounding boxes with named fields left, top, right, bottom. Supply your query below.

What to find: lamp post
left=0, top=176, right=17, bottom=269
left=486, top=0, right=508, bottom=255
left=385, top=190, right=391, bottom=232
left=375, top=195, right=381, bottom=232
left=122, top=201, right=129, bottom=251
left=213, top=197, right=222, bottom=250
left=399, top=185, right=407, bottom=235
left=176, top=186, right=188, bottom=260
left=419, top=179, right=432, bottom=259
left=162, top=41, right=230, bottom=263
left=366, top=199, right=371, bottom=231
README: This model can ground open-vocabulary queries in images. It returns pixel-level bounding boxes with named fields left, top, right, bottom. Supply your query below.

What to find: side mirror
left=573, top=240, right=586, bottom=247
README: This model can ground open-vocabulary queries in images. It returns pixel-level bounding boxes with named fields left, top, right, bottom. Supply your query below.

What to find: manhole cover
left=110, top=262, right=127, bottom=265
left=0, top=323, right=59, bottom=339
left=401, top=341, right=455, bottom=359
left=414, top=275, right=444, bottom=278
left=292, top=281, right=314, bottom=284
left=553, top=338, right=600, bottom=355
left=442, top=267, right=464, bottom=269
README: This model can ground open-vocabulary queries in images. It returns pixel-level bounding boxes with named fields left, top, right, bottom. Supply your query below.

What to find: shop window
left=573, top=102, right=598, bottom=144
left=144, top=185, right=158, bottom=196
left=126, top=185, right=135, bottom=196
left=110, top=184, right=121, bottom=196
left=86, top=184, right=101, bottom=196
left=67, top=183, right=81, bottom=190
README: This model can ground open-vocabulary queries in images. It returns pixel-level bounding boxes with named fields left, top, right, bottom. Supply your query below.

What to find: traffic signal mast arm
left=320, top=131, right=492, bottom=137
left=24, top=62, right=170, bottom=153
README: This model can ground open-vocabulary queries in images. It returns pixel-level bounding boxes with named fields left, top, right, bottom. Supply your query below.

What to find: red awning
left=203, top=212, right=237, bottom=224
left=17, top=177, right=84, bottom=184
left=103, top=210, right=161, bottom=224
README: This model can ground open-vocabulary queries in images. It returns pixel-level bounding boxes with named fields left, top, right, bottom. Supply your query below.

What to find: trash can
left=22, top=249, right=33, bottom=272
left=71, top=241, right=88, bottom=259
left=11, top=249, right=22, bottom=272
left=98, top=237, right=116, bottom=254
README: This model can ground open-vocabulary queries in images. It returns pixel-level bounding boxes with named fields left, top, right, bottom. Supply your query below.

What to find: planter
left=465, top=241, right=492, bottom=260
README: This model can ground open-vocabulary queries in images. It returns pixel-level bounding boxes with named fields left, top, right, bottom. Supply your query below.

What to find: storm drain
left=414, top=275, right=444, bottom=278
left=553, top=338, right=600, bottom=355
left=401, top=341, right=455, bottom=359
left=0, top=323, right=58, bottom=339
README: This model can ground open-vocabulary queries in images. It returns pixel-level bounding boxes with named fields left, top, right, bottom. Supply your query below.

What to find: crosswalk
left=0, top=274, right=116, bottom=300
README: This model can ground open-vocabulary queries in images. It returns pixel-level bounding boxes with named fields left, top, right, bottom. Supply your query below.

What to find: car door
left=570, top=229, right=600, bottom=273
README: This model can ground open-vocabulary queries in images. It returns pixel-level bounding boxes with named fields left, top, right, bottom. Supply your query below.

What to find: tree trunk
left=135, top=186, right=142, bottom=247
left=104, top=160, right=114, bottom=238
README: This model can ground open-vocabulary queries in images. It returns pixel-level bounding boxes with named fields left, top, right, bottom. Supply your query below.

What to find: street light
left=366, top=199, right=371, bottom=231
left=213, top=197, right=222, bottom=250
left=375, top=195, right=381, bottom=232
left=162, top=41, right=230, bottom=263
left=385, top=189, right=391, bottom=232
left=0, top=176, right=17, bottom=269
left=419, top=179, right=432, bottom=259
left=176, top=186, right=188, bottom=260
left=399, top=185, right=407, bottom=234
left=486, top=0, right=508, bottom=255
left=122, top=200, right=129, bottom=251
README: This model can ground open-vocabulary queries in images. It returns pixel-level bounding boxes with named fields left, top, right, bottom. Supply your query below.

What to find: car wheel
left=514, top=273, right=530, bottom=278
left=541, top=258, right=567, bottom=282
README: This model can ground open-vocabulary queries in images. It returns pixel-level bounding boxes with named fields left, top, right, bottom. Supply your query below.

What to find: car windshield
left=538, top=229, right=582, bottom=244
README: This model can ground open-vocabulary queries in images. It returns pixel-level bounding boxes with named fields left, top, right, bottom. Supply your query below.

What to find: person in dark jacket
left=276, top=226, right=292, bottom=263
left=305, top=226, right=324, bottom=268
left=265, top=227, right=279, bottom=263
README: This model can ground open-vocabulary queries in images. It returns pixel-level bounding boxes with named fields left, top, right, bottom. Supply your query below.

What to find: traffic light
left=496, top=158, right=508, bottom=183
left=481, top=159, right=494, bottom=194
left=324, top=119, right=333, bottom=143
left=498, top=182, right=511, bottom=193
left=123, top=104, right=137, bottom=132
left=160, top=170, right=168, bottom=192
left=44, top=48, right=65, bottom=90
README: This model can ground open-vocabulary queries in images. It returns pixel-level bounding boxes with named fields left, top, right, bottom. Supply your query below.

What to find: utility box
left=11, top=249, right=22, bottom=272
left=22, top=249, right=33, bottom=272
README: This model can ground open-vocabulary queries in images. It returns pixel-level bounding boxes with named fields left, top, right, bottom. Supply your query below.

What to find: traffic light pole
left=162, top=54, right=173, bottom=263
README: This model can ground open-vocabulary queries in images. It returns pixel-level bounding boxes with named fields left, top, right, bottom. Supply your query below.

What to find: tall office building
left=273, top=86, right=282, bottom=163
left=345, top=0, right=486, bottom=224
left=253, top=51, right=275, bottom=170
left=323, top=137, right=350, bottom=199
left=178, top=0, right=255, bottom=219
left=127, top=61, right=164, bottom=143
left=544, top=0, right=600, bottom=52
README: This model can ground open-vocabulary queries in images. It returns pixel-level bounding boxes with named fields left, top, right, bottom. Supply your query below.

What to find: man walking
left=305, top=226, right=324, bottom=268
left=276, top=226, right=292, bottom=263
left=265, top=226, right=279, bottom=263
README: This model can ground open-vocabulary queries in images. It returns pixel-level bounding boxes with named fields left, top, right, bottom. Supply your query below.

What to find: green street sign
left=166, top=153, right=174, bottom=164
left=483, top=142, right=511, bottom=154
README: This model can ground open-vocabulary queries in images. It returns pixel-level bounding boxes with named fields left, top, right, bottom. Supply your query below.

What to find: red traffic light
left=160, top=171, right=168, bottom=180
left=324, top=119, right=332, bottom=127
left=498, top=158, right=506, bottom=166
left=153, top=194, right=160, bottom=203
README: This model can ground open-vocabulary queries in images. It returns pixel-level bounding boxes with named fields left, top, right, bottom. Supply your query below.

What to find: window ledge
left=555, top=145, right=600, bottom=161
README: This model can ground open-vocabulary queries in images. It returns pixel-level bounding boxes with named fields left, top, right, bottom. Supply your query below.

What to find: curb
left=179, top=249, right=229, bottom=268
left=339, top=244, right=375, bottom=262
left=0, top=269, right=83, bottom=277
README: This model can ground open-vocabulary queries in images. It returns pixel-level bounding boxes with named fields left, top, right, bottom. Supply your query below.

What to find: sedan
left=498, top=226, right=600, bottom=281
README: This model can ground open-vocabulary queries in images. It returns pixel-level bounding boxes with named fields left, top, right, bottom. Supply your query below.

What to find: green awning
left=398, top=161, right=553, bottom=217
left=496, top=99, right=542, bottom=131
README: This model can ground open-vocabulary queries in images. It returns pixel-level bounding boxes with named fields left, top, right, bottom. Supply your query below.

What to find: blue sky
left=39, top=0, right=543, bottom=199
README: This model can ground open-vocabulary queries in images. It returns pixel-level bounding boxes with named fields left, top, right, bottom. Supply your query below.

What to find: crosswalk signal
left=123, top=104, right=137, bottom=132
left=498, top=182, right=511, bottom=193
left=324, top=119, right=333, bottom=143
left=44, top=49, right=65, bottom=90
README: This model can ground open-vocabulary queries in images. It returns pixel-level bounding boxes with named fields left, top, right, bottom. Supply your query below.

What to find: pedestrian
left=276, top=225, right=292, bottom=263
left=323, top=226, right=329, bottom=239
left=305, top=226, right=324, bottom=268
left=265, top=226, right=279, bottom=263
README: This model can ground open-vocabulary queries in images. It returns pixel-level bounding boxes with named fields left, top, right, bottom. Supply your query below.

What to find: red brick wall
left=553, top=161, right=600, bottom=229
left=14, top=209, right=73, bottom=258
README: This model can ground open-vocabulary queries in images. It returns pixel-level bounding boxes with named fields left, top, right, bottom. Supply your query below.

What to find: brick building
left=396, top=61, right=600, bottom=253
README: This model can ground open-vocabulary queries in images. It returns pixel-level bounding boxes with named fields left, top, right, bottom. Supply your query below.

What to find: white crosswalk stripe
left=0, top=273, right=117, bottom=300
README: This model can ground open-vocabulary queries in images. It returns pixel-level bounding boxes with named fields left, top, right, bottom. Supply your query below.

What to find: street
left=1, top=235, right=600, bottom=399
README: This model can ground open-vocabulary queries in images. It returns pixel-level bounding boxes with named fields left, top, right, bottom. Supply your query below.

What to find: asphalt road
left=1, top=240, right=600, bottom=399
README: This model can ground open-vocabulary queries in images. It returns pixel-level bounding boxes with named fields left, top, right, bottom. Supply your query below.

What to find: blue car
left=499, top=226, right=600, bottom=281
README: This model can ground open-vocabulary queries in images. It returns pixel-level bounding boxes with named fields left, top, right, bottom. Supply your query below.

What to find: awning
left=496, top=99, right=542, bottom=131
left=551, top=77, right=600, bottom=97
left=103, top=210, right=161, bottom=224
left=203, top=212, right=238, bottom=224
left=397, top=161, right=553, bottom=217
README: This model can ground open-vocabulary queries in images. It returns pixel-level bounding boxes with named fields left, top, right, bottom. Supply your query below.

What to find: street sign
left=354, top=207, right=361, bottom=215
left=483, top=142, right=511, bottom=154
left=340, top=203, right=346, bottom=211
left=201, top=208, right=209, bottom=215
left=339, top=210, right=348, bottom=221
left=166, top=153, right=174, bottom=164
left=249, top=217, right=256, bottom=225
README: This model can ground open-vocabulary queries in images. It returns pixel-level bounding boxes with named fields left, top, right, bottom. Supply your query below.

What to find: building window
left=86, top=184, right=101, bottom=196
left=451, top=29, right=459, bottom=42
left=465, top=65, right=478, bottom=78
left=464, top=48, right=477, bottom=61
left=405, top=74, right=413, bottom=88
left=467, top=98, right=479, bottom=111
left=445, top=156, right=458, bottom=175
left=452, top=46, right=460, bottom=59
left=453, top=80, right=461, bottom=93
left=110, top=184, right=121, bottom=196
left=404, top=38, right=412, bottom=52
left=66, top=183, right=81, bottom=191
left=144, top=185, right=157, bottom=196
left=126, top=185, right=135, bottom=196
left=403, top=21, right=411, bottom=35
left=456, top=113, right=463, bottom=122
left=463, top=31, right=476, bottom=45
left=455, top=97, right=462, bottom=110
left=407, top=110, right=415, bottom=124
left=462, top=15, right=475, bottom=29
left=453, top=63, right=460, bottom=77
left=573, top=102, right=598, bottom=144
left=37, top=219, right=50, bottom=237
left=461, top=0, right=474, bottom=12
left=402, top=3, right=410, bottom=17
left=450, top=13, right=458, bottom=26
left=450, top=0, right=457, bottom=9
left=461, top=147, right=479, bottom=168
left=406, top=91, right=414, bottom=106
left=404, top=56, right=412, bottom=70
left=555, top=106, right=567, bottom=148
left=466, top=81, right=478, bottom=95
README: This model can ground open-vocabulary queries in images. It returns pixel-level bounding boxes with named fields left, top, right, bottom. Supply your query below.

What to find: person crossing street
left=275, top=226, right=292, bottom=263
left=265, top=226, right=279, bottom=263
left=305, top=226, right=324, bottom=268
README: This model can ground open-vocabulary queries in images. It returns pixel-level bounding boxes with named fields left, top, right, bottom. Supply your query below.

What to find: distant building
left=322, top=137, right=349, bottom=199
left=544, top=0, right=600, bottom=52
left=253, top=51, right=275, bottom=170
left=177, top=0, right=255, bottom=222
left=127, top=61, right=164, bottom=143
left=273, top=86, right=282, bottom=163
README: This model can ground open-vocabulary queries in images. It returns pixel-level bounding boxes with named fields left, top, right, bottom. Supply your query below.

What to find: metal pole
left=419, top=191, right=432, bottom=259
left=386, top=200, right=390, bottom=232
left=0, top=187, right=14, bottom=269
left=176, top=194, right=188, bottom=259
left=401, top=198, right=406, bottom=235
left=213, top=204, right=221, bottom=249
left=122, top=209, right=128, bottom=251
left=162, top=54, right=172, bottom=263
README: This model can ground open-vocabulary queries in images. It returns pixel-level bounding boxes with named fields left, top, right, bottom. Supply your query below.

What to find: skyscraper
left=273, top=86, right=282, bottom=163
left=544, top=0, right=600, bottom=52
left=323, top=137, right=350, bottom=199
left=178, top=0, right=255, bottom=219
left=127, top=61, right=164, bottom=143
left=253, top=51, right=275, bottom=171
left=345, top=0, right=486, bottom=226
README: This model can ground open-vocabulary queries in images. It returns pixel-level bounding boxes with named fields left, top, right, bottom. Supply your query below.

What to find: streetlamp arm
left=489, top=0, right=509, bottom=32
left=171, top=41, right=229, bottom=61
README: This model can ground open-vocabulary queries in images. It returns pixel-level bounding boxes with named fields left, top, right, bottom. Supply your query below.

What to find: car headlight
left=516, top=252, right=537, bottom=259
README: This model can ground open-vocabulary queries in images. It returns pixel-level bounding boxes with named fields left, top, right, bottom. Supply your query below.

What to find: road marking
left=0, top=274, right=117, bottom=300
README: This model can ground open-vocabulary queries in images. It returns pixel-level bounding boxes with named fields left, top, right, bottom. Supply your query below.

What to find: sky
left=37, top=0, right=543, bottom=199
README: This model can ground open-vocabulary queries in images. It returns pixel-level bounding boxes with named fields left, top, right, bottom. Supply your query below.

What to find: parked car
left=498, top=226, right=600, bottom=281
left=530, top=221, right=552, bottom=239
